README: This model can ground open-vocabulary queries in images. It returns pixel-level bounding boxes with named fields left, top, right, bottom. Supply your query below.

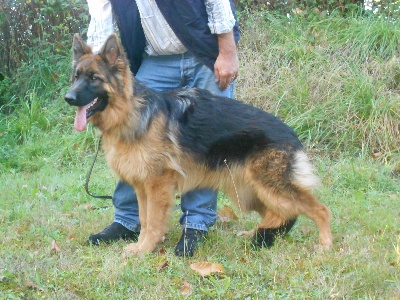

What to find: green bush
left=236, top=11, right=400, bottom=157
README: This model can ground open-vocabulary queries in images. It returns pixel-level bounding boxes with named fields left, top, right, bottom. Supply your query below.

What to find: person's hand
left=214, top=32, right=239, bottom=91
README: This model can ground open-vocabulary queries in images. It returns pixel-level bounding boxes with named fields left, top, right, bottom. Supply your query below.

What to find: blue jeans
left=114, top=52, right=235, bottom=232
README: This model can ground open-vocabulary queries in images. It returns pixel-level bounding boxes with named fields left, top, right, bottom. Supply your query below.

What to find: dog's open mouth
left=74, top=97, right=104, bottom=132
left=86, top=97, right=102, bottom=118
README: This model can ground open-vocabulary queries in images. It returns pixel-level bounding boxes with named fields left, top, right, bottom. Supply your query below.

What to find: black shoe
left=174, top=228, right=208, bottom=257
left=88, top=222, right=139, bottom=246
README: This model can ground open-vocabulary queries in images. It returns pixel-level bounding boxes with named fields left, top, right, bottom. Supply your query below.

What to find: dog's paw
left=251, top=228, right=275, bottom=249
left=317, top=233, right=333, bottom=251
left=317, top=241, right=333, bottom=251
left=122, top=242, right=141, bottom=257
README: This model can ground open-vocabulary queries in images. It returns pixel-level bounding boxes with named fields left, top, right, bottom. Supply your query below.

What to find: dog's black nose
left=65, top=91, right=76, bottom=105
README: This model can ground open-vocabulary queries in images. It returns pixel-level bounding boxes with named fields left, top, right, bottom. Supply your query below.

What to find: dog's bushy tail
left=291, top=151, right=320, bottom=190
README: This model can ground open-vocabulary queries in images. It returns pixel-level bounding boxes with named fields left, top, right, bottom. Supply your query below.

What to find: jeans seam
left=114, top=218, right=140, bottom=232
left=183, top=222, right=208, bottom=232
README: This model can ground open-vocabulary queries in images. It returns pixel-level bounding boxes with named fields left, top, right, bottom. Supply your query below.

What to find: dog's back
left=162, top=88, right=302, bottom=164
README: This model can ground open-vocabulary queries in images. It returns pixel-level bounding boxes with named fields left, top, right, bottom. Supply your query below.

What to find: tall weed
left=237, top=11, right=400, bottom=157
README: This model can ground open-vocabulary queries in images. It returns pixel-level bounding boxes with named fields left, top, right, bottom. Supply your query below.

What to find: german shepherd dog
left=65, top=34, right=332, bottom=256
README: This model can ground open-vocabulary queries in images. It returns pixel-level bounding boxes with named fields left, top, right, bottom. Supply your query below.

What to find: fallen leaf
left=25, top=281, right=43, bottom=291
left=158, top=247, right=167, bottom=255
left=80, top=203, right=94, bottom=210
left=16, top=226, right=29, bottom=234
left=217, top=205, right=238, bottom=223
left=50, top=240, right=61, bottom=253
left=236, top=229, right=255, bottom=237
left=181, top=281, right=193, bottom=297
left=158, top=260, right=168, bottom=271
left=190, top=261, right=224, bottom=277
left=371, top=151, right=383, bottom=159
left=292, top=8, right=303, bottom=14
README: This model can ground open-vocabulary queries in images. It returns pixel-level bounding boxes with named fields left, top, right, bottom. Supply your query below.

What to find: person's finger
left=219, top=73, right=237, bottom=90
left=214, top=68, right=220, bottom=84
left=218, top=76, right=228, bottom=90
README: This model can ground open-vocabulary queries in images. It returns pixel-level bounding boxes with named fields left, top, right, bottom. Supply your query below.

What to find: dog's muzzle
left=65, top=91, right=77, bottom=106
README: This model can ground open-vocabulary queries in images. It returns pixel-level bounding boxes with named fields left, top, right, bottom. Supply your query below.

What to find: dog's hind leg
left=255, top=188, right=332, bottom=250
left=294, top=189, right=332, bottom=250
left=252, top=211, right=297, bottom=248
left=251, top=186, right=332, bottom=250
left=237, top=198, right=295, bottom=248
left=247, top=149, right=332, bottom=250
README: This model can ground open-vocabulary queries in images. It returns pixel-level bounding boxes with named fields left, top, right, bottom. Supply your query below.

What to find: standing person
left=86, top=0, right=240, bottom=257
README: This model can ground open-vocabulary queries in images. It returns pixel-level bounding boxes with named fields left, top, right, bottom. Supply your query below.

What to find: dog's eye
left=91, top=74, right=100, bottom=81
left=74, top=71, right=81, bottom=81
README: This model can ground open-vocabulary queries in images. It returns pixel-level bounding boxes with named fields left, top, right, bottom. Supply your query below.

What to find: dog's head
left=65, top=33, right=131, bottom=131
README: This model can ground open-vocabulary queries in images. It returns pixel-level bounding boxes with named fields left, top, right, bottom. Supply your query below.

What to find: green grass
left=1, top=11, right=400, bottom=299
left=0, top=157, right=399, bottom=299
left=236, top=12, right=400, bottom=155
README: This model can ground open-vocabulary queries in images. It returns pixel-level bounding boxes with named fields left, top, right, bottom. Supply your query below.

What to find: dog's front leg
left=123, top=176, right=174, bottom=256
left=123, top=185, right=147, bottom=256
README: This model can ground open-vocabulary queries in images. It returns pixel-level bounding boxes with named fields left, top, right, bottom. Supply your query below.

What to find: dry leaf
left=81, top=203, right=94, bottom=210
left=190, top=261, right=224, bottom=277
left=181, top=281, right=193, bottom=297
left=236, top=229, right=255, bottom=237
left=158, top=260, right=168, bottom=271
left=25, top=281, right=43, bottom=291
left=292, top=8, right=303, bottom=14
left=217, top=205, right=238, bottom=223
left=158, top=247, right=167, bottom=255
left=50, top=240, right=61, bottom=253
left=371, top=152, right=383, bottom=159
left=16, top=226, right=29, bottom=234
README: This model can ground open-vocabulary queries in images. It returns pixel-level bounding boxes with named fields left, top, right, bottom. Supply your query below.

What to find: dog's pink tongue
left=74, top=106, right=88, bottom=132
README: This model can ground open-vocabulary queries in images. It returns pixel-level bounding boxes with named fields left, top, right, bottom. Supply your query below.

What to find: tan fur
left=69, top=34, right=332, bottom=256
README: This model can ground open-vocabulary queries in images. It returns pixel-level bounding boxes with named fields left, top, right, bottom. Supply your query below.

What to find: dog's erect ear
left=72, top=33, right=92, bottom=64
left=100, top=33, right=124, bottom=67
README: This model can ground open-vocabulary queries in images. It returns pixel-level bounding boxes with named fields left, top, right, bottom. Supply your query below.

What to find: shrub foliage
left=0, top=0, right=88, bottom=77
left=0, top=1, right=399, bottom=170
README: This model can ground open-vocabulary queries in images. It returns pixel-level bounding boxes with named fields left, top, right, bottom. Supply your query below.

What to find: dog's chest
left=103, top=138, right=170, bottom=183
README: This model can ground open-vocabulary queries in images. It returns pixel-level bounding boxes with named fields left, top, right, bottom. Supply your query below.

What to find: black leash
left=85, top=137, right=113, bottom=200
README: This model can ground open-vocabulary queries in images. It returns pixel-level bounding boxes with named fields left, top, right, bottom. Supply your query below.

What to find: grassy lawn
left=0, top=156, right=399, bottom=299
left=1, top=10, right=399, bottom=300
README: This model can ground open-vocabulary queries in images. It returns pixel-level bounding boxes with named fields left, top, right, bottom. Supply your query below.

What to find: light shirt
left=86, top=0, right=235, bottom=54
left=135, top=0, right=187, bottom=55
left=87, top=0, right=114, bottom=53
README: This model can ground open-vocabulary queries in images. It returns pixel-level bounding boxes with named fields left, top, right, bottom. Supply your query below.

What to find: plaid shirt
left=87, top=0, right=235, bottom=54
